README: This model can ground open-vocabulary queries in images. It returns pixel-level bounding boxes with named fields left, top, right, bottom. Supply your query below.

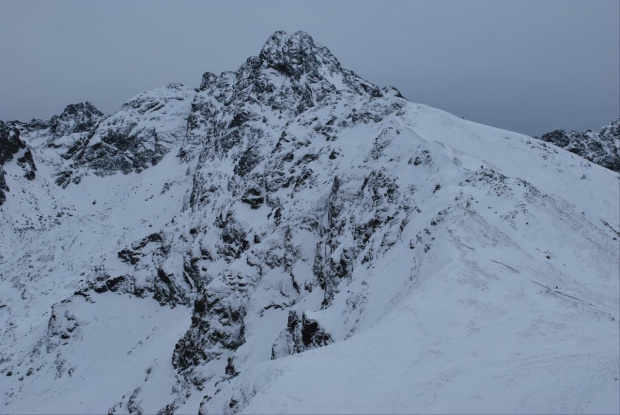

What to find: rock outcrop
left=0, top=121, right=25, bottom=204
left=538, top=118, right=620, bottom=171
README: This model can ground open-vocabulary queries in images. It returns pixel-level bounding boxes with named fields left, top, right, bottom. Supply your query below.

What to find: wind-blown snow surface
left=1, top=31, right=618, bottom=414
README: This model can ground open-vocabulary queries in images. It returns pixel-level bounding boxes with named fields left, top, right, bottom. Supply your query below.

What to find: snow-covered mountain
left=1, top=31, right=618, bottom=414
left=538, top=119, right=620, bottom=172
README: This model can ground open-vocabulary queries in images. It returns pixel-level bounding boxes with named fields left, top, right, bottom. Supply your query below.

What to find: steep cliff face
left=0, top=121, right=28, bottom=204
left=538, top=119, right=620, bottom=172
left=0, top=31, right=618, bottom=415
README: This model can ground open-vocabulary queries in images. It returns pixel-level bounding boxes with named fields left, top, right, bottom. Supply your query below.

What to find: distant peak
left=197, top=30, right=383, bottom=107
left=60, top=101, right=104, bottom=118
left=264, top=30, right=314, bottom=45
left=49, top=101, right=104, bottom=136
left=258, top=30, right=340, bottom=79
left=260, top=30, right=317, bottom=56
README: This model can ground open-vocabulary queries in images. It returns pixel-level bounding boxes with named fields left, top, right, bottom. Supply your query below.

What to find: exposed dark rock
left=55, top=170, right=73, bottom=188
left=49, top=102, right=104, bottom=137
left=382, top=86, right=405, bottom=99
left=234, top=145, right=262, bottom=177
left=0, top=121, right=27, bottom=204
left=118, top=249, right=140, bottom=265
left=105, top=276, right=127, bottom=292
left=0, top=121, right=25, bottom=165
left=46, top=301, right=81, bottom=352
left=172, top=271, right=254, bottom=378
left=0, top=171, right=7, bottom=205
left=271, top=310, right=333, bottom=359
left=538, top=119, right=620, bottom=172
left=217, top=217, right=250, bottom=260
left=85, top=274, right=146, bottom=299
left=240, top=187, right=264, bottom=209
left=17, top=149, right=37, bottom=180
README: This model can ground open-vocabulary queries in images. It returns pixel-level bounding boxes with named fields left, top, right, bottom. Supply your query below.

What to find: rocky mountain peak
left=538, top=118, right=620, bottom=172
left=49, top=101, right=105, bottom=137
left=599, top=118, right=620, bottom=140
left=258, top=30, right=340, bottom=80
left=194, top=30, right=383, bottom=128
left=60, top=101, right=103, bottom=118
left=0, top=30, right=618, bottom=415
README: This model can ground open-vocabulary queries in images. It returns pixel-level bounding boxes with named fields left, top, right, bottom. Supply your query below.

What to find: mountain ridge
left=0, top=30, right=618, bottom=414
left=538, top=119, right=620, bottom=172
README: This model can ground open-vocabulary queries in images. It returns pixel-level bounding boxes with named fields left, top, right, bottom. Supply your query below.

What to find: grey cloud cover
left=0, top=0, right=618, bottom=136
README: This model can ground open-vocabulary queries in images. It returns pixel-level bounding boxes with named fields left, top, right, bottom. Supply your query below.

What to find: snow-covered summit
left=49, top=101, right=104, bottom=137
left=259, top=30, right=339, bottom=78
left=199, top=31, right=381, bottom=119
left=258, top=30, right=381, bottom=96
left=0, top=31, right=618, bottom=415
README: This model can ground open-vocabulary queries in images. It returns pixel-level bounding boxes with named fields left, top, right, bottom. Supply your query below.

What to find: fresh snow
left=0, top=30, right=618, bottom=414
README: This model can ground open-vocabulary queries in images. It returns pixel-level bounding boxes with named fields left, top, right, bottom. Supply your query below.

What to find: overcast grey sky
left=0, top=0, right=618, bottom=136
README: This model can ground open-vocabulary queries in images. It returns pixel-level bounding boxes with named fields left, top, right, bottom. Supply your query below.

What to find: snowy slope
left=1, top=31, right=618, bottom=414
